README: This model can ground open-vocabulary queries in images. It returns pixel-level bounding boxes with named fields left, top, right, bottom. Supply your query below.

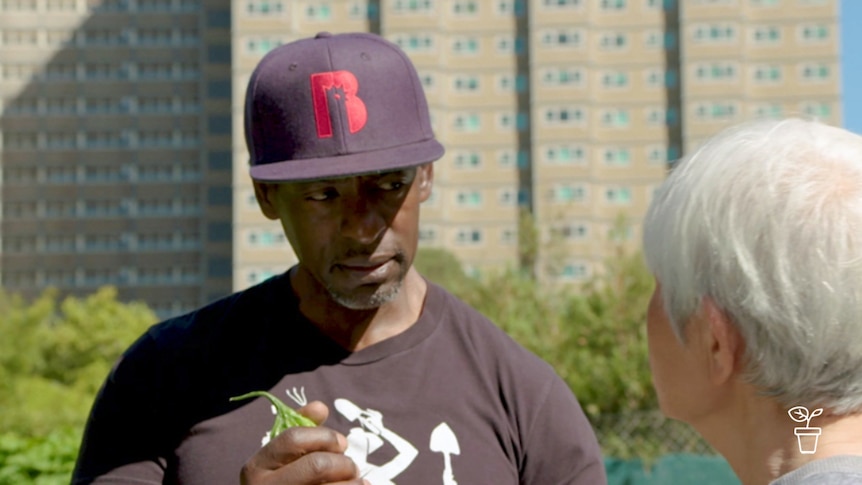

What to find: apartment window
left=752, top=25, right=781, bottom=44
left=646, top=145, right=667, bottom=164
left=500, top=228, right=517, bottom=245
left=349, top=1, right=379, bottom=19
left=544, top=106, right=585, bottom=125
left=558, top=263, right=589, bottom=281
left=695, top=62, right=737, bottom=81
left=551, top=223, right=588, bottom=241
left=542, top=0, right=581, bottom=7
left=453, top=151, right=482, bottom=169
left=43, top=199, right=75, bottom=216
left=84, top=165, right=123, bottom=182
left=45, top=234, right=76, bottom=253
left=693, top=24, right=737, bottom=43
left=498, top=112, right=527, bottom=131
left=418, top=227, right=438, bottom=242
left=45, top=132, right=77, bottom=149
left=44, top=64, right=76, bottom=80
left=453, top=113, right=481, bottom=132
left=456, top=190, right=482, bottom=208
left=601, top=109, right=630, bottom=128
left=245, top=0, right=282, bottom=14
left=3, top=201, right=38, bottom=218
left=799, top=24, right=829, bottom=42
left=451, top=36, right=479, bottom=54
left=550, top=184, right=586, bottom=203
left=46, top=97, right=77, bottom=114
left=495, top=34, right=524, bottom=54
left=497, top=150, right=516, bottom=168
left=498, top=188, right=516, bottom=206
left=393, top=0, right=434, bottom=13
left=1, top=29, right=38, bottom=45
left=600, top=0, right=626, bottom=10
left=545, top=144, right=586, bottom=165
left=754, top=103, right=783, bottom=118
left=139, top=130, right=173, bottom=147
left=542, top=67, right=583, bottom=86
left=599, top=32, right=628, bottom=50
left=497, top=0, right=524, bottom=14
left=644, top=30, right=661, bottom=48
left=137, top=27, right=172, bottom=45
left=246, top=37, right=283, bottom=56
left=392, top=33, right=435, bottom=53
left=604, top=148, right=631, bottom=166
left=1, top=0, right=37, bottom=9
left=751, top=0, right=778, bottom=5
left=646, top=107, right=665, bottom=125
left=800, top=63, right=830, bottom=82
left=138, top=0, right=171, bottom=11
left=248, top=230, right=286, bottom=246
left=4, top=166, right=38, bottom=182
left=753, top=64, right=782, bottom=83
left=138, top=62, right=172, bottom=80
left=139, top=96, right=173, bottom=113
left=4, top=236, right=38, bottom=253
left=305, top=3, right=330, bottom=20
left=601, top=71, right=629, bottom=88
left=453, top=75, right=480, bottom=92
left=455, top=228, right=483, bottom=245
left=694, top=102, right=737, bottom=121
left=84, top=28, right=123, bottom=45
left=801, top=101, right=830, bottom=118
left=645, top=69, right=662, bottom=87
left=45, top=30, right=74, bottom=46
left=4, top=132, right=38, bottom=149
left=85, top=62, right=116, bottom=80
left=540, top=28, right=583, bottom=48
left=2, top=98, right=38, bottom=115
left=605, top=186, right=632, bottom=204
left=45, top=166, right=76, bottom=182
left=452, top=0, right=477, bottom=14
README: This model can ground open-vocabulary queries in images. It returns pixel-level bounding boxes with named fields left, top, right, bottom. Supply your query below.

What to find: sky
left=842, top=0, right=861, bottom=134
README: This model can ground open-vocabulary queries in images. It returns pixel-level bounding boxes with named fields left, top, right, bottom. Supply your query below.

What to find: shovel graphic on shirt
left=429, top=422, right=460, bottom=485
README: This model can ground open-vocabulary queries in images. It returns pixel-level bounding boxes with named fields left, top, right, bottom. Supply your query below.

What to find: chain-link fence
left=591, top=410, right=718, bottom=461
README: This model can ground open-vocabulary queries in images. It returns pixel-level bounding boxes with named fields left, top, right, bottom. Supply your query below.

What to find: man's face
left=254, top=164, right=433, bottom=310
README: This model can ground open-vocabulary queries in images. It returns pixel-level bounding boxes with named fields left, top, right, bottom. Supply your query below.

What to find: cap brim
left=250, top=138, right=445, bottom=182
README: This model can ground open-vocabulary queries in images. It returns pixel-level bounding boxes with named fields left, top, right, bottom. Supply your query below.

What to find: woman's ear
left=417, top=163, right=434, bottom=202
left=702, top=297, right=745, bottom=385
left=252, top=180, right=280, bottom=221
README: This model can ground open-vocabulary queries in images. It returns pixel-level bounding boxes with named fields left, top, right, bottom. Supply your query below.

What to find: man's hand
left=240, top=401, right=368, bottom=485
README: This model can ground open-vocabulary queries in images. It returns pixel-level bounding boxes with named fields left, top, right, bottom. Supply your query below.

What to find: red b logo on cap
left=310, top=71, right=368, bottom=138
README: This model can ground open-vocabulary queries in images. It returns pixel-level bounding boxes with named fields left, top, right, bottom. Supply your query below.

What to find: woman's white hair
left=643, top=118, right=862, bottom=414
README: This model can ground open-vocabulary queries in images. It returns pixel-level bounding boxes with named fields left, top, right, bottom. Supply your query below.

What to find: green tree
left=0, top=287, right=157, bottom=484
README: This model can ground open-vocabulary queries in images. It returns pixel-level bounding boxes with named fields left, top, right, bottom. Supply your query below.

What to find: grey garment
left=770, top=456, right=862, bottom=484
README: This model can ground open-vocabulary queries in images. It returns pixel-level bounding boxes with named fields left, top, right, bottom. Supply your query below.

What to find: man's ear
left=252, top=180, right=280, bottom=221
left=417, top=163, right=434, bottom=202
left=701, top=297, right=744, bottom=386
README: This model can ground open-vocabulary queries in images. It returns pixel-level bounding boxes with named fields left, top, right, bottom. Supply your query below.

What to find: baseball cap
left=245, top=32, right=445, bottom=182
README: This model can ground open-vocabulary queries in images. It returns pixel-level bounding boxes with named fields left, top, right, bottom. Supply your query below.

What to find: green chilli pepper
left=230, top=390, right=316, bottom=438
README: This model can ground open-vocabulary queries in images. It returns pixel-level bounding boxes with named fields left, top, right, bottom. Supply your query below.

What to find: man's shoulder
left=425, top=281, right=559, bottom=376
left=144, top=272, right=292, bottom=351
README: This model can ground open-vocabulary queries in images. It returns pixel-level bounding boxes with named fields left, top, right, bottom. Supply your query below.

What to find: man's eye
left=307, top=189, right=337, bottom=201
left=380, top=181, right=405, bottom=191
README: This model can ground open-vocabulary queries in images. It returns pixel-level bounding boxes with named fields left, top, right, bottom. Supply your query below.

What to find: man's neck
left=290, top=266, right=427, bottom=351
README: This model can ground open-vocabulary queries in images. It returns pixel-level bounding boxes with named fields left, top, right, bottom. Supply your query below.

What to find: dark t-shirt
left=72, top=272, right=606, bottom=484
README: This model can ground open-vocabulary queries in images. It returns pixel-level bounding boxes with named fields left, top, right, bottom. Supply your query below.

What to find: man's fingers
left=251, top=426, right=346, bottom=470
left=298, top=400, right=330, bottom=425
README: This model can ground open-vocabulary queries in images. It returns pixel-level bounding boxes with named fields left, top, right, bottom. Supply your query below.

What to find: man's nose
left=340, top=197, right=387, bottom=244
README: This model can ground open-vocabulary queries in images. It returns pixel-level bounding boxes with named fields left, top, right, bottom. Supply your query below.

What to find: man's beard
left=326, top=279, right=404, bottom=310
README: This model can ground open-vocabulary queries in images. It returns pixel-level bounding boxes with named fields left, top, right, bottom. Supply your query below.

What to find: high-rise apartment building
left=0, top=0, right=234, bottom=316
left=232, top=0, right=840, bottom=291
left=1, top=0, right=841, bottom=315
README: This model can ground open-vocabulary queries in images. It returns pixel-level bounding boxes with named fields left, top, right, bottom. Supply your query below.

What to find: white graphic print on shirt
left=256, top=388, right=461, bottom=485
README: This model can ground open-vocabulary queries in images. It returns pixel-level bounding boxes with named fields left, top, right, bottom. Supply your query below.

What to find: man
left=642, top=118, right=862, bottom=485
left=72, top=32, right=605, bottom=484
